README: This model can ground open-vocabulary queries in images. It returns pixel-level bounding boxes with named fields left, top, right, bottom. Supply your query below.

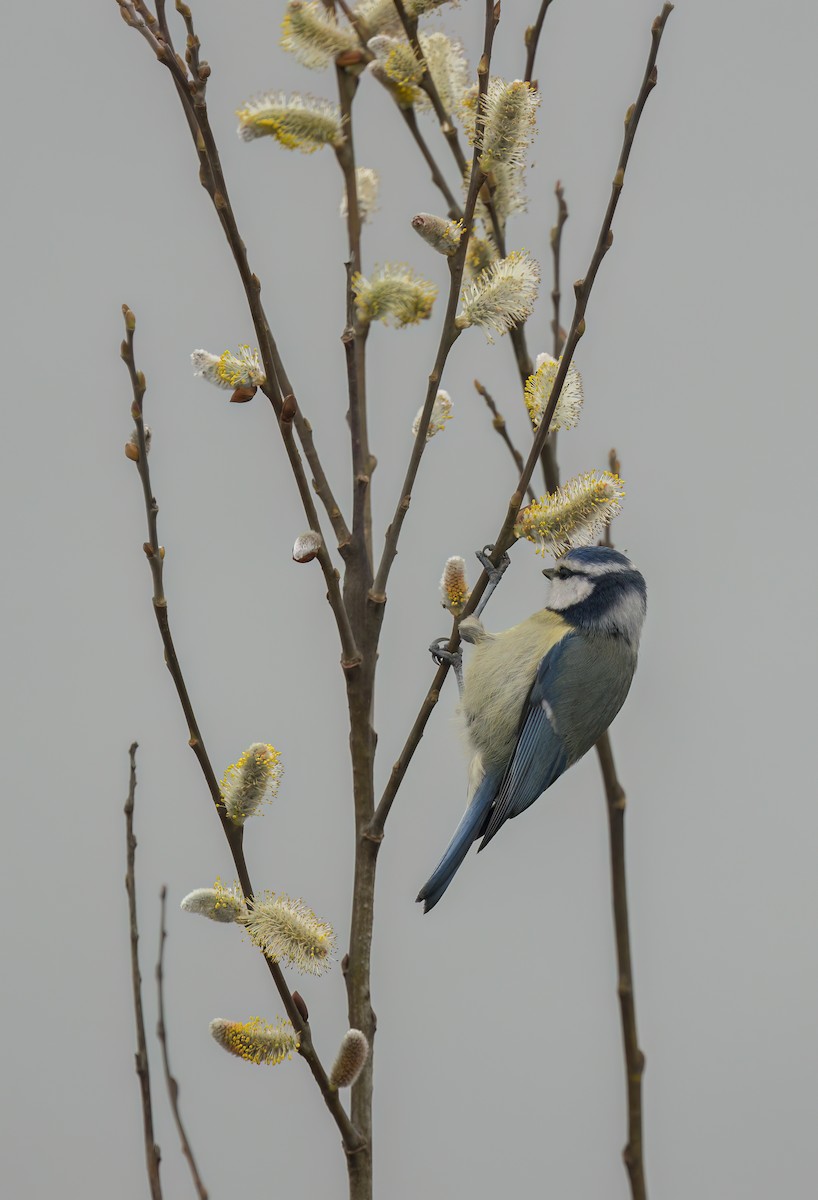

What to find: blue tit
left=417, top=546, right=646, bottom=913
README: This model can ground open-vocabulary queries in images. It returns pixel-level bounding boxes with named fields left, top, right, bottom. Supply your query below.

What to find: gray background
left=3, top=1, right=817, bottom=1197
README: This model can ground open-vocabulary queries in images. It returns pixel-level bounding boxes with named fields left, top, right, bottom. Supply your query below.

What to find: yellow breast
left=460, top=609, right=571, bottom=770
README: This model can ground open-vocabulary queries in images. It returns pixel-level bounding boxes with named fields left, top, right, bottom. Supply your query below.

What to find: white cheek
left=547, top=575, right=593, bottom=610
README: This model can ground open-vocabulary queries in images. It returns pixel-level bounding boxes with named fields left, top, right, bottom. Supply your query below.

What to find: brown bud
left=292, top=991, right=310, bottom=1022
left=230, top=385, right=257, bottom=404
left=124, top=442, right=140, bottom=462
left=122, top=305, right=136, bottom=332
left=336, top=48, right=365, bottom=67
left=281, top=394, right=298, bottom=424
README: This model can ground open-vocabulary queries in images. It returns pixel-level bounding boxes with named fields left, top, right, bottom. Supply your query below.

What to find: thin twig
left=392, top=0, right=468, bottom=175
left=370, top=2, right=674, bottom=839
left=596, top=730, right=647, bottom=1200
left=124, top=743, right=163, bottom=1200
left=116, top=0, right=351, bottom=550
left=400, top=107, right=463, bottom=219
left=371, top=2, right=502, bottom=602
left=473, top=379, right=537, bottom=504
left=156, top=886, right=209, bottom=1200
left=593, top=445, right=646, bottom=1198
left=524, top=0, right=559, bottom=83
left=120, top=310, right=365, bottom=1157
left=390, top=0, right=555, bottom=493
left=602, top=448, right=620, bottom=547
left=550, top=180, right=569, bottom=359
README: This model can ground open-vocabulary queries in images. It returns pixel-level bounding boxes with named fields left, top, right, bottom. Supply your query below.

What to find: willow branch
left=116, top=0, right=351, bottom=550
left=156, top=886, right=209, bottom=1200
left=392, top=0, right=468, bottom=175
left=473, top=379, right=536, bottom=504
left=550, top=180, right=569, bottom=358
left=596, top=729, right=647, bottom=1200
left=278, top=395, right=361, bottom=667
left=400, top=107, right=463, bottom=219
left=524, top=0, right=559, bottom=83
left=388, top=0, right=554, bottom=492
left=371, top=3, right=501, bottom=601
left=370, top=2, right=674, bottom=837
left=120, top=311, right=364, bottom=1155
left=592, top=444, right=646, bottom=1199
left=336, top=66, right=374, bottom=571
left=124, top=743, right=163, bottom=1200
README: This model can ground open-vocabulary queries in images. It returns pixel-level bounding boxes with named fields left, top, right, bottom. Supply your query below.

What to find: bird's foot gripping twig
left=473, top=544, right=511, bottom=617
left=429, top=638, right=464, bottom=695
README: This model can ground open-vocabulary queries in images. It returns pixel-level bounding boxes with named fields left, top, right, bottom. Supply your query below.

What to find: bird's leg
left=473, top=544, right=511, bottom=617
left=429, top=637, right=464, bottom=695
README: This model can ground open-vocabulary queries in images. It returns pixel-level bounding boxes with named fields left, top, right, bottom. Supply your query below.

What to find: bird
left=417, top=545, right=646, bottom=913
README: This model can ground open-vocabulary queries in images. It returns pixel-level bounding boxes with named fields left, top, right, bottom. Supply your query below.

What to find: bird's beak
left=541, top=567, right=556, bottom=581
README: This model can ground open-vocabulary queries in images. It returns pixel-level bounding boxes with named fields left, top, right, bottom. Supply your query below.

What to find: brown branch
left=524, top=0, right=559, bottom=83
left=336, top=65, right=375, bottom=572
left=124, top=743, right=163, bottom=1200
left=371, top=2, right=502, bottom=602
left=116, top=0, right=351, bottom=551
left=596, top=730, right=647, bottom=1200
left=400, top=106, right=463, bottom=220
left=120, top=310, right=364, bottom=1157
left=592, top=445, right=646, bottom=1199
left=386, top=6, right=557, bottom=495
left=156, top=885, right=209, bottom=1200
left=370, top=2, right=674, bottom=838
left=473, top=379, right=537, bottom=504
left=392, top=0, right=468, bottom=175
left=550, top=180, right=569, bottom=359
left=602, top=448, right=620, bottom=547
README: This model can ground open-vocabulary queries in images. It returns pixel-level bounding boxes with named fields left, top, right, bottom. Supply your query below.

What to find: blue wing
left=476, top=635, right=575, bottom=850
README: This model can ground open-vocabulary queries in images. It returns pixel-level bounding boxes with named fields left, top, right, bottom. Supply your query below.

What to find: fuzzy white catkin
left=329, top=1029, right=370, bottom=1088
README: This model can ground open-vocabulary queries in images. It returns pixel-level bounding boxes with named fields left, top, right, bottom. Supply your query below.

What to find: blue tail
left=416, top=771, right=501, bottom=913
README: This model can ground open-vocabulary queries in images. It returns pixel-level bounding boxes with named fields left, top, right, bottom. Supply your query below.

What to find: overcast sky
left=3, top=2, right=818, bottom=1198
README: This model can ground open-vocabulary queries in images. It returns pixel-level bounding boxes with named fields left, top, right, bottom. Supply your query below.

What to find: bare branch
left=124, top=743, right=163, bottom=1200
left=473, top=379, right=537, bottom=504
left=596, top=730, right=647, bottom=1200
left=116, top=0, right=351, bottom=549
left=335, top=65, right=375, bottom=571
left=156, top=886, right=209, bottom=1200
left=120, top=310, right=364, bottom=1155
left=400, top=106, right=463, bottom=219
left=524, top=0, right=559, bottom=84
left=392, top=0, right=468, bottom=175
left=550, top=180, right=569, bottom=359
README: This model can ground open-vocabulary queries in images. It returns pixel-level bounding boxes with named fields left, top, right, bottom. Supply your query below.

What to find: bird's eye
left=557, top=566, right=572, bottom=580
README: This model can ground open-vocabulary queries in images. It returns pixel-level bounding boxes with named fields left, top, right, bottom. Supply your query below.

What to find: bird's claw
left=473, top=544, right=511, bottom=617
left=429, top=637, right=460, bottom=669
left=476, top=543, right=511, bottom=582
left=429, top=638, right=464, bottom=694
